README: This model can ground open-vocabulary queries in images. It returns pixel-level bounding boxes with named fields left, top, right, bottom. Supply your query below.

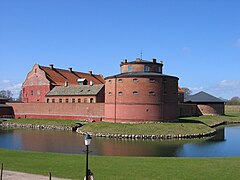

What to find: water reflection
left=0, top=126, right=240, bottom=157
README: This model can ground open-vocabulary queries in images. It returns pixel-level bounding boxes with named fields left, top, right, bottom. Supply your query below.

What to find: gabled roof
left=46, top=84, right=104, bottom=96
left=39, top=65, right=104, bottom=86
left=185, top=91, right=224, bottom=103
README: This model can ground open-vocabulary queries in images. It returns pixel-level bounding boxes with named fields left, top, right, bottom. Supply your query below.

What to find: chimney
left=49, top=64, right=54, bottom=69
left=65, top=81, right=68, bottom=87
left=89, top=71, right=92, bottom=75
left=90, top=81, right=94, bottom=86
left=160, top=60, right=164, bottom=64
left=124, top=59, right=128, bottom=63
left=152, top=58, right=157, bottom=63
left=136, top=58, right=141, bottom=62
left=68, top=67, right=72, bottom=72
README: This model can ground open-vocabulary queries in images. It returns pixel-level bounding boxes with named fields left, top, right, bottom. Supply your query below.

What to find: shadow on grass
left=175, top=118, right=204, bottom=124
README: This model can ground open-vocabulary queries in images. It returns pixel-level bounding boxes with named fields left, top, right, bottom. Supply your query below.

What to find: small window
left=90, top=98, right=94, bottom=103
left=144, top=65, right=150, bottom=72
left=149, top=78, right=156, bottom=83
left=59, top=99, right=62, bottom=103
left=84, top=98, right=88, bottom=103
left=108, top=92, right=112, bottom=95
left=108, top=80, right=112, bottom=83
left=87, top=89, right=91, bottom=92
left=118, top=91, right=123, bottom=95
left=30, top=90, right=34, bottom=96
left=37, top=90, right=40, bottom=95
left=52, top=99, right=55, bottom=103
left=72, top=98, right=75, bottom=103
left=133, top=91, right=138, bottom=95
left=66, top=98, right=69, bottom=103
left=38, top=80, right=42, bottom=85
left=149, top=91, right=155, bottom=96
left=35, top=69, right=37, bottom=73
left=118, top=79, right=123, bottom=82
left=47, top=98, right=49, bottom=103
left=133, top=78, right=139, bottom=82
left=78, top=98, right=81, bottom=103
left=158, top=66, right=162, bottom=73
left=128, top=65, right=132, bottom=72
left=30, top=80, right=33, bottom=86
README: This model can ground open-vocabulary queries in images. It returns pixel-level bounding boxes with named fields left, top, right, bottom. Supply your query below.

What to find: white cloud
left=0, top=80, right=22, bottom=98
left=189, top=80, right=240, bottom=99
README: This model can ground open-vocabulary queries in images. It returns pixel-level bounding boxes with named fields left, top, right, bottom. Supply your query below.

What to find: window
left=90, top=98, right=94, bottom=103
left=30, top=80, right=33, bottom=86
left=158, top=66, right=162, bottom=73
left=38, top=80, right=42, bottom=85
left=149, top=91, right=155, bottom=96
left=128, top=65, right=132, bottom=72
left=108, top=80, right=112, bottom=83
left=84, top=98, right=88, bottom=103
left=133, top=78, right=139, bottom=82
left=59, top=99, right=62, bottom=103
left=52, top=99, right=55, bottom=103
left=66, top=98, right=69, bottom=103
left=78, top=98, right=81, bottom=103
left=47, top=98, right=49, bottom=103
left=37, top=90, right=40, bottom=95
left=133, top=91, right=139, bottom=95
left=118, top=91, right=123, bottom=95
left=144, top=65, right=150, bottom=72
left=72, top=98, right=75, bottom=103
left=149, top=78, right=156, bottom=83
left=118, top=79, right=123, bottom=82
left=108, top=92, right=112, bottom=95
left=30, top=90, right=34, bottom=96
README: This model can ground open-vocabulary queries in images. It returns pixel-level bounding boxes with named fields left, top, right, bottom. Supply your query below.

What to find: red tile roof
left=39, top=65, right=104, bottom=86
left=178, top=87, right=184, bottom=93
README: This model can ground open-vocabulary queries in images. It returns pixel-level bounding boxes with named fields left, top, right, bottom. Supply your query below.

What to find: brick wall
left=197, top=103, right=225, bottom=115
left=8, top=103, right=104, bottom=121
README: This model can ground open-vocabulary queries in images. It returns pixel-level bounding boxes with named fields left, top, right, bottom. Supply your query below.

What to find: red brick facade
left=22, top=64, right=104, bottom=103
left=9, top=103, right=104, bottom=122
left=104, top=58, right=179, bottom=122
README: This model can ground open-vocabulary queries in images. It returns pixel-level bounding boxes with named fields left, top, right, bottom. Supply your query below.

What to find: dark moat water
left=0, top=126, right=240, bottom=157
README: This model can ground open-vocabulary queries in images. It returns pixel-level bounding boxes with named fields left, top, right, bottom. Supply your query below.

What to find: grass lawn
left=179, top=113, right=240, bottom=127
left=80, top=121, right=213, bottom=135
left=1, top=148, right=240, bottom=180
left=1, top=118, right=81, bottom=127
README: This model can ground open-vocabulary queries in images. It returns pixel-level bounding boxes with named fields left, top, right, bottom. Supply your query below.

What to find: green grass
left=2, top=118, right=82, bottom=127
left=1, top=148, right=240, bottom=180
left=80, top=121, right=213, bottom=135
left=179, top=113, right=240, bottom=127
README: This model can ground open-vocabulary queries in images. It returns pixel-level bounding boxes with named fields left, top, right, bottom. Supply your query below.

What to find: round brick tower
left=104, top=58, right=179, bottom=123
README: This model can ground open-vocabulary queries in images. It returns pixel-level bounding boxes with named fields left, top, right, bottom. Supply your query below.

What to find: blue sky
left=0, top=0, right=240, bottom=99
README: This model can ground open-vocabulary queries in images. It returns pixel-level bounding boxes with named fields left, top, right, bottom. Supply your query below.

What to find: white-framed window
left=118, top=91, right=123, bottom=95
left=133, top=78, right=139, bottom=82
left=133, top=91, right=139, bottom=95
left=128, top=65, right=132, bottom=72
left=144, top=65, right=150, bottom=72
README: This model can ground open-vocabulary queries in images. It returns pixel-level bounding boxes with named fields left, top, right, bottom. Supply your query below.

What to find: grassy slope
left=1, top=118, right=80, bottom=127
left=80, top=121, right=213, bottom=135
left=1, top=148, right=240, bottom=180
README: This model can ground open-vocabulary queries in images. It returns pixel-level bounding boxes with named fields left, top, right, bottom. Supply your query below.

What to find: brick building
left=22, top=64, right=104, bottom=103
left=104, top=58, right=179, bottom=123
left=184, top=91, right=225, bottom=115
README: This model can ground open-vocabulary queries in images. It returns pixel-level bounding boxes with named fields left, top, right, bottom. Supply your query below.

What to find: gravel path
left=2, top=170, right=70, bottom=180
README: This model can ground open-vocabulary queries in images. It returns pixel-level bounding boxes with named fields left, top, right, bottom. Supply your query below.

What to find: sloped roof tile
left=185, top=91, right=224, bottom=103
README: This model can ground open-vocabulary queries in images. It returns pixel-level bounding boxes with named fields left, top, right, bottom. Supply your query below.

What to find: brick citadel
left=3, top=58, right=225, bottom=122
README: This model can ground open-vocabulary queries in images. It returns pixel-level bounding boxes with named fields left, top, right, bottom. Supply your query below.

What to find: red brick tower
left=104, top=58, right=179, bottom=123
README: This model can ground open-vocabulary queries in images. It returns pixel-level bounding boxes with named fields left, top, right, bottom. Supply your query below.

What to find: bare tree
left=0, top=90, right=13, bottom=100
left=181, top=87, right=192, bottom=97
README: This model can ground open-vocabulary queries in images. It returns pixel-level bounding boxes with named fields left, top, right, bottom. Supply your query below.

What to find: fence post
left=1, top=163, right=3, bottom=180
left=49, top=172, right=51, bottom=180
